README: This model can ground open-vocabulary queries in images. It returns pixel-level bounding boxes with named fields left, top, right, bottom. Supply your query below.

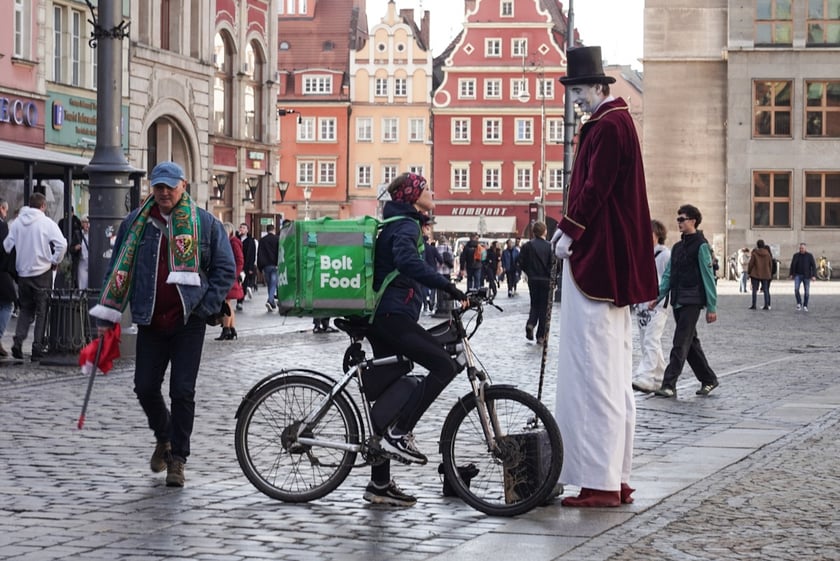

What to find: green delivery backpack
left=275, top=215, right=419, bottom=317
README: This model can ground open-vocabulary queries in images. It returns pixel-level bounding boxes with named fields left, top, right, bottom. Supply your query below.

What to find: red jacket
left=558, top=97, right=658, bottom=307
left=225, top=235, right=244, bottom=300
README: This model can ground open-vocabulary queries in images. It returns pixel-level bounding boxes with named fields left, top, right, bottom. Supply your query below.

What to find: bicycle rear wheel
left=235, top=373, right=360, bottom=502
left=439, top=386, right=563, bottom=516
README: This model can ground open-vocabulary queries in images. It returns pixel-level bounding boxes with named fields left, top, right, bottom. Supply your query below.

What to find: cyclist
left=364, top=172, right=467, bottom=506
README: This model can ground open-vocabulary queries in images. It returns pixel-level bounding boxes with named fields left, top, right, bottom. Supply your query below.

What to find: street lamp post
left=519, top=56, right=547, bottom=224
left=242, top=175, right=260, bottom=204
left=272, top=180, right=289, bottom=204
left=303, top=186, right=312, bottom=220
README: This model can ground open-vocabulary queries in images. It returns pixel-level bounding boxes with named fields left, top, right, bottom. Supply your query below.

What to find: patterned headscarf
left=389, top=172, right=427, bottom=205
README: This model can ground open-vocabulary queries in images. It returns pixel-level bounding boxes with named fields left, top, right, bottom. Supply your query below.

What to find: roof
left=0, top=140, right=90, bottom=180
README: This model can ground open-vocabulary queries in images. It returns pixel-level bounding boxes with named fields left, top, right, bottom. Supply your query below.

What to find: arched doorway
left=146, top=117, right=194, bottom=190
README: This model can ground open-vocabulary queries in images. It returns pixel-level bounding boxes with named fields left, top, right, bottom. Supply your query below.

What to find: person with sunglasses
left=651, top=204, right=719, bottom=399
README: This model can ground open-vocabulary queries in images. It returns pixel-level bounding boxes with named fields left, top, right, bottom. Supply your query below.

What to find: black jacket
left=0, top=218, right=15, bottom=302
left=669, top=232, right=707, bottom=306
left=519, top=238, right=552, bottom=282
left=789, top=251, right=816, bottom=278
left=257, top=232, right=279, bottom=271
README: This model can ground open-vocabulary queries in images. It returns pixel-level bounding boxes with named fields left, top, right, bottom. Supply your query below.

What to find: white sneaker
left=803, top=306, right=809, bottom=312
left=796, top=304, right=801, bottom=311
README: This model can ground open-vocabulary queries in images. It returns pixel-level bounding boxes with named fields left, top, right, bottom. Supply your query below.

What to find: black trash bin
left=46, top=289, right=97, bottom=356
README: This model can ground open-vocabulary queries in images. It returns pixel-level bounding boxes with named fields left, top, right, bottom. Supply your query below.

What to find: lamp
left=242, top=175, right=260, bottom=203
left=303, top=186, right=312, bottom=220
left=277, top=107, right=303, bottom=125
left=272, top=180, right=290, bottom=204
left=211, top=174, right=228, bottom=201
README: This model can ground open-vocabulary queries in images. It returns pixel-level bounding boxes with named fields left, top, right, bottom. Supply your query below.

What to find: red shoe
left=561, top=488, right=621, bottom=507
left=620, top=483, right=635, bottom=504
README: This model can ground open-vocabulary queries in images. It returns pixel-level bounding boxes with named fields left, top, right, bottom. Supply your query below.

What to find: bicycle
left=234, top=288, right=563, bottom=516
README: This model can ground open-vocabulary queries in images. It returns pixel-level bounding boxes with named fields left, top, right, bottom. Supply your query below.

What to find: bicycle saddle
left=334, top=317, right=371, bottom=339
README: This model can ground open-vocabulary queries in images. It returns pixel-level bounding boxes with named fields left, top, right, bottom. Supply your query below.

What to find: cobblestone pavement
left=1, top=279, right=839, bottom=560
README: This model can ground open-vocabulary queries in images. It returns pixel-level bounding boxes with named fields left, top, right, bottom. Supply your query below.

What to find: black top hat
left=559, top=46, right=616, bottom=86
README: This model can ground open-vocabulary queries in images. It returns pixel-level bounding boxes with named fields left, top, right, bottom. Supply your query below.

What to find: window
left=501, top=1, right=514, bottom=17
left=303, top=75, right=332, bottom=94
left=319, top=117, right=337, bottom=141
left=452, top=119, right=471, bottom=143
left=14, top=0, right=29, bottom=58
left=409, top=165, right=424, bottom=176
left=356, top=117, right=373, bottom=142
left=805, top=172, right=840, bottom=226
left=357, top=165, right=372, bottom=187
left=383, top=165, right=398, bottom=184
left=547, top=167, right=564, bottom=191
left=754, top=80, right=792, bottom=137
left=485, top=79, right=502, bottom=99
left=53, top=6, right=62, bottom=82
left=537, top=78, right=554, bottom=100
left=71, top=10, right=81, bottom=86
left=452, top=166, right=470, bottom=191
left=298, top=117, right=316, bottom=141
left=756, top=0, right=793, bottom=45
left=458, top=79, right=476, bottom=99
left=213, top=32, right=233, bottom=136
left=483, top=118, right=502, bottom=143
left=394, top=78, right=407, bottom=97
left=483, top=163, right=502, bottom=191
left=486, top=39, right=502, bottom=57
left=375, top=77, right=388, bottom=97
left=547, top=118, right=564, bottom=144
left=382, top=117, right=398, bottom=142
left=409, top=118, right=426, bottom=142
left=242, top=42, right=264, bottom=141
left=511, top=78, right=527, bottom=101
left=807, top=0, right=840, bottom=45
left=515, top=118, right=534, bottom=143
left=319, top=161, right=336, bottom=185
left=512, top=38, right=528, bottom=58
left=298, top=161, right=315, bottom=184
left=752, top=171, right=791, bottom=227
left=515, top=165, right=533, bottom=191
left=805, top=80, right=840, bottom=137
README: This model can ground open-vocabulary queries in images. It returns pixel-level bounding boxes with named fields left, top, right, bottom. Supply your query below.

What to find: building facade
left=431, top=0, right=572, bottom=238
left=349, top=0, right=433, bottom=218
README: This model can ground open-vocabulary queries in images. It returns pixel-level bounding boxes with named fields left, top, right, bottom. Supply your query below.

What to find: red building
left=431, top=0, right=576, bottom=237
left=273, top=0, right=368, bottom=221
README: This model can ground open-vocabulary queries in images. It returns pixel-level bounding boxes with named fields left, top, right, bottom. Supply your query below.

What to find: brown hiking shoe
left=166, top=457, right=185, bottom=487
left=150, top=441, right=171, bottom=473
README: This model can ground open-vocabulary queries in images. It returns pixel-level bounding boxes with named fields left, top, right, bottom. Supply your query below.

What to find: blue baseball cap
left=150, top=161, right=186, bottom=188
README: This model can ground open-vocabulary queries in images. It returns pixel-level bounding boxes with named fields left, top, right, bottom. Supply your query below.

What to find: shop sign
left=448, top=206, right=510, bottom=216
left=46, top=91, right=129, bottom=150
left=0, top=97, right=39, bottom=127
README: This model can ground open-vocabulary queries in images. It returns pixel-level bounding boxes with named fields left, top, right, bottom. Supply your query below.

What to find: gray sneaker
left=363, top=480, right=416, bottom=506
left=166, top=457, right=185, bottom=487
left=150, top=441, right=171, bottom=473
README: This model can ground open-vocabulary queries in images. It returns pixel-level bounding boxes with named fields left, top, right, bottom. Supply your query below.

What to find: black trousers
left=661, top=304, right=717, bottom=390
left=527, top=279, right=550, bottom=340
left=367, top=313, right=458, bottom=483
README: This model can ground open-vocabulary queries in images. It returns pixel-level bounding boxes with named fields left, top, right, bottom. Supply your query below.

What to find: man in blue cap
left=90, top=161, right=235, bottom=487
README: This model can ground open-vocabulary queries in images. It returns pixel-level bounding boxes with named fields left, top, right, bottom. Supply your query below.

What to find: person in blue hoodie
left=363, top=172, right=466, bottom=507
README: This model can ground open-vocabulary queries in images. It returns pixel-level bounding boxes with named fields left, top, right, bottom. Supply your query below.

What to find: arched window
left=214, top=31, right=233, bottom=136
left=243, top=41, right=264, bottom=140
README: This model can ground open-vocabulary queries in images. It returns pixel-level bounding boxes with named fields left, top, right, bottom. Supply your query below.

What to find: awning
left=432, top=215, right=518, bottom=235
left=0, top=139, right=90, bottom=180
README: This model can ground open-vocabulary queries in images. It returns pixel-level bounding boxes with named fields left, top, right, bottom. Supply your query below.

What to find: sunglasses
left=676, top=216, right=693, bottom=223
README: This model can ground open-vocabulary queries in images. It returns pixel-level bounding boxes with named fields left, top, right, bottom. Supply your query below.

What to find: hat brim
left=150, top=176, right=183, bottom=188
left=559, top=75, right=616, bottom=85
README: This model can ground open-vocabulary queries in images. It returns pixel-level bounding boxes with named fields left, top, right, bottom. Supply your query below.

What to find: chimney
left=420, top=10, right=430, bottom=50
left=465, top=0, right=476, bottom=15
left=400, top=8, right=414, bottom=27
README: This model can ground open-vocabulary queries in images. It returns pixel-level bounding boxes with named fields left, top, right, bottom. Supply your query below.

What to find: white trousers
left=554, top=265, right=635, bottom=490
left=633, top=308, right=668, bottom=390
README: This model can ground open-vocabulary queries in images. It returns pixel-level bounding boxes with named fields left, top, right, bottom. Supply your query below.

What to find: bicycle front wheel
left=235, top=374, right=360, bottom=502
left=439, top=386, right=563, bottom=516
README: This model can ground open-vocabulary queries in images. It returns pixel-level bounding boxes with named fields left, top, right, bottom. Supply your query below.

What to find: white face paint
left=569, top=84, right=605, bottom=114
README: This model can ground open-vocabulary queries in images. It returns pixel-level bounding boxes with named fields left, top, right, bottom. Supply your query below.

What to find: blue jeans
left=793, top=275, right=811, bottom=307
left=468, top=268, right=483, bottom=291
left=739, top=271, right=748, bottom=293
left=0, top=300, right=12, bottom=339
left=263, top=265, right=278, bottom=305
left=134, top=314, right=207, bottom=460
left=750, top=278, right=771, bottom=309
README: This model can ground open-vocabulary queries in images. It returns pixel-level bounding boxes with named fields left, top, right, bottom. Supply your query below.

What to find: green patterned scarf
left=89, top=193, right=201, bottom=323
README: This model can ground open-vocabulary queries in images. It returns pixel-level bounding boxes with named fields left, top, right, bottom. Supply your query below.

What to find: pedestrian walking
left=748, top=239, right=773, bottom=310
left=518, top=222, right=552, bottom=344
left=216, top=222, right=244, bottom=341
left=0, top=199, right=16, bottom=358
left=789, top=242, right=817, bottom=311
left=237, top=222, right=257, bottom=309
left=551, top=46, right=658, bottom=508
left=632, top=219, right=671, bottom=393
left=652, top=204, right=719, bottom=398
left=501, top=239, right=520, bottom=297
left=737, top=247, right=750, bottom=293
left=3, top=192, right=67, bottom=361
left=89, top=161, right=235, bottom=487
left=458, top=233, right=483, bottom=290
left=257, top=224, right=279, bottom=311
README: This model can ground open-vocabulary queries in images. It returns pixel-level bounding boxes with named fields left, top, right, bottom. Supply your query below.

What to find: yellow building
left=349, top=1, right=433, bottom=218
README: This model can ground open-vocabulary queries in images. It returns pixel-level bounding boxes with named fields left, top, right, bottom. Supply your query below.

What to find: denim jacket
left=106, top=205, right=235, bottom=326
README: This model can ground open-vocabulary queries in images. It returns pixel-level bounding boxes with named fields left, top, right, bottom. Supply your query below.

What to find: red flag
left=78, top=324, right=122, bottom=375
